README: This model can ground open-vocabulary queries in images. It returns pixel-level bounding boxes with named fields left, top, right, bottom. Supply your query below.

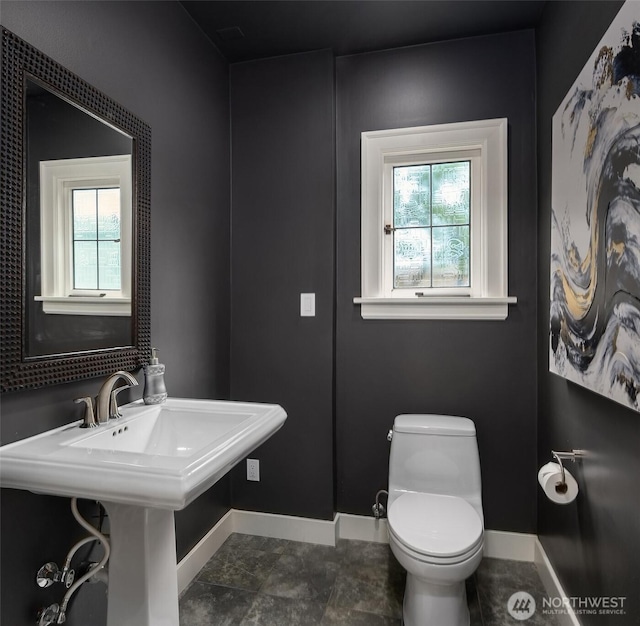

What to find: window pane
left=393, top=165, right=431, bottom=227
left=432, top=225, right=470, bottom=287
left=432, top=161, right=470, bottom=226
left=73, top=189, right=97, bottom=240
left=73, top=187, right=122, bottom=292
left=98, top=241, right=121, bottom=290
left=394, top=228, right=431, bottom=288
left=97, top=188, right=121, bottom=241
left=74, top=241, right=98, bottom=289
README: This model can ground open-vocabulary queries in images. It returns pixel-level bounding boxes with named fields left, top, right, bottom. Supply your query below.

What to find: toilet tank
left=388, top=414, right=483, bottom=519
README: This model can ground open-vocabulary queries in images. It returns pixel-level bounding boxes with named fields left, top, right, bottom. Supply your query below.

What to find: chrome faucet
left=96, top=370, right=139, bottom=424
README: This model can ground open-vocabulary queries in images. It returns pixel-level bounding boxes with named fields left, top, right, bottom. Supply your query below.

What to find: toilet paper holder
left=551, top=449, right=584, bottom=493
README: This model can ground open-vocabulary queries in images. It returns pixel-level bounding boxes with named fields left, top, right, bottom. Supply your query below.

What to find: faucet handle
left=74, top=397, right=97, bottom=428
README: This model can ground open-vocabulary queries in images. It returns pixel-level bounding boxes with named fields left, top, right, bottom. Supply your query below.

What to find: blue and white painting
left=551, top=1, right=640, bottom=411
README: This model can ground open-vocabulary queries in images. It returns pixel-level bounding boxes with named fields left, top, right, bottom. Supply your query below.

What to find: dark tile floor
left=179, top=533, right=560, bottom=626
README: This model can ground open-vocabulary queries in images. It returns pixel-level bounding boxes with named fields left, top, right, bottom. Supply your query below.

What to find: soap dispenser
left=143, top=348, right=167, bottom=405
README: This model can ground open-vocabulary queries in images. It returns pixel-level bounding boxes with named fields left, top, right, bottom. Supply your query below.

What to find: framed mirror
left=1, top=28, right=151, bottom=392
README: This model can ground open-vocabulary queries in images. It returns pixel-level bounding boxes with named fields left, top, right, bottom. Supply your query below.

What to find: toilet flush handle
left=387, top=429, right=393, bottom=442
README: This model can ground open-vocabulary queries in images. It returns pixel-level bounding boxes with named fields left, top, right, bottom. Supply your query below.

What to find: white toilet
left=387, top=414, right=484, bottom=626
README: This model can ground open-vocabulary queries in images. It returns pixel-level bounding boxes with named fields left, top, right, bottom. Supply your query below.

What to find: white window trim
left=36, top=154, right=132, bottom=316
left=354, top=118, right=516, bottom=320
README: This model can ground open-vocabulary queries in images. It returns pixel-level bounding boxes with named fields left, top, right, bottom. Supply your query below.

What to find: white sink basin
left=0, top=397, right=286, bottom=626
left=0, top=397, right=286, bottom=509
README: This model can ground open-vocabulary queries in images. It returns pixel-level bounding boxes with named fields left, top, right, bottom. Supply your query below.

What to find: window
left=36, top=155, right=132, bottom=316
left=389, top=159, right=472, bottom=293
left=355, top=118, right=516, bottom=320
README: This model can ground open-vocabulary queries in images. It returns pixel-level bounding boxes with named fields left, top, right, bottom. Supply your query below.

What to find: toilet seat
left=388, top=492, right=483, bottom=564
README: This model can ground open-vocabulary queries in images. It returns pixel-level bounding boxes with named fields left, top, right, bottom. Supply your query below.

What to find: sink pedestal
left=102, top=502, right=179, bottom=626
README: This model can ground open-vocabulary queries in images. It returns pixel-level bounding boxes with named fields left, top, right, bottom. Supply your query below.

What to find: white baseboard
left=176, top=509, right=336, bottom=593
left=233, top=509, right=336, bottom=546
left=177, top=507, right=570, bottom=624
left=535, top=538, right=580, bottom=626
left=177, top=510, right=234, bottom=593
left=483, top=529, right=537, bottom=561
left=336, top=514, right=537, bottom=562
left=336, top=513, right=389, bottom=543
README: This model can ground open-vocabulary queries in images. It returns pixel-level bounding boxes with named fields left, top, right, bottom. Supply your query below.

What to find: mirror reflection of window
left=72, top=187, right=122, bottom=291
left=35, top=154, right=132, bottom=316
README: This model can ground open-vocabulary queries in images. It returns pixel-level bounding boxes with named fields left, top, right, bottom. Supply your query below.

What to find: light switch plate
left=300, top=293, right=315, bottom=317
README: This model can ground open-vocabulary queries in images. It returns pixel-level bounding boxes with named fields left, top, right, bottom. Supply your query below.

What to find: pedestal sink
left=0, top=398, right=287, bottom=626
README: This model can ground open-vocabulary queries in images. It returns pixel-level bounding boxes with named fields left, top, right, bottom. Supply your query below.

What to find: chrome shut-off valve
left=372, top=501, right=386, bottom=518
left=37, top=603, right=63, bottom=626
left=36, top=562, right=74, bottom=589
left=372, top=489, right=389, bottom=519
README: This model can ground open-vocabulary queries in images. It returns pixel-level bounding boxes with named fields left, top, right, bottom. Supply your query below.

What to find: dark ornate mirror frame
left=1, top=28, right=151, bottom=392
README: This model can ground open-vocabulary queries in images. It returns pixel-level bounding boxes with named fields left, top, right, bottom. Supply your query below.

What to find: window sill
left=353, top=296, right=517, bottom=320
left=35, top=296, right=131, bottom=317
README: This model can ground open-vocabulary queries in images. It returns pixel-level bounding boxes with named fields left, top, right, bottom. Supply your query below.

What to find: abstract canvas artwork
left=550, top=1, right=640, bottom=411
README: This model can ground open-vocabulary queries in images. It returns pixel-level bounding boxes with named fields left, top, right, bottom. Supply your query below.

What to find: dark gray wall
left=0, top=2, right=231, bottom=624
left=536, top=2, right=640, bottom=623
left=229, top=50, right=336, bottom=520
left=335, top=31, right=538, bottom=532
left=227, top=31, right=538, bottom=532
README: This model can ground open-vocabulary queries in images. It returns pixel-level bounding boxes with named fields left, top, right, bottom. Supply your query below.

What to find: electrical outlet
left=247, top=458, right=260, bottom=481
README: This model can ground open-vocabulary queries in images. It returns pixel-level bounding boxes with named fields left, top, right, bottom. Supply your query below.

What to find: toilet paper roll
left=537, top=461, right=559, bottom=484
left=537, top=462, right=578, bottom=504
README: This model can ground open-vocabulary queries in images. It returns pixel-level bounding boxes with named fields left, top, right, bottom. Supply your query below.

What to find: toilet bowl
left=387, top=415, right=484, bottom=626
left=388, top=492, right=483, bottom=626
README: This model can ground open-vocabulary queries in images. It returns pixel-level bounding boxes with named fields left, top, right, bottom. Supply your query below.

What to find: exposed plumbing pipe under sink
left=37, top=498, right=110, bottom=625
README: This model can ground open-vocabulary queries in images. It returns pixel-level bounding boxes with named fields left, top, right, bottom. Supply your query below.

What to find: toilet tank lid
left=393, top=414, right=476, bottom=436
